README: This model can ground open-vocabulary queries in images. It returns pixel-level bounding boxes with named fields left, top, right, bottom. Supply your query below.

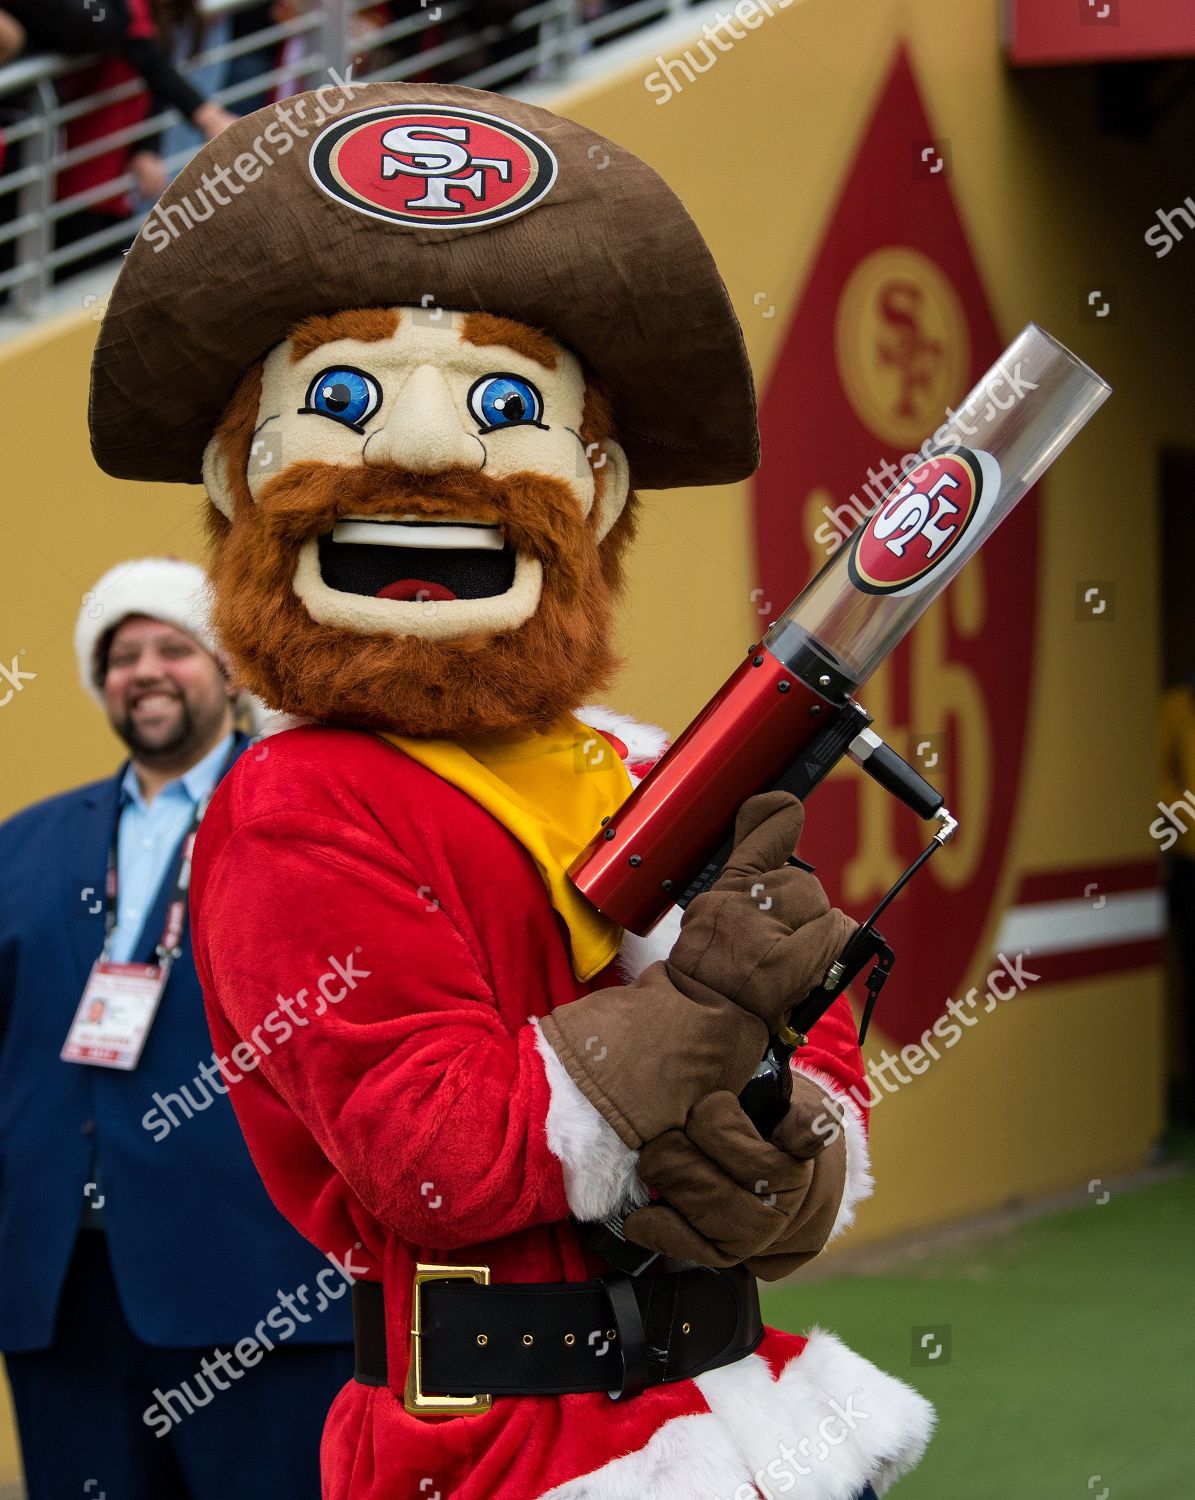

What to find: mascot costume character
left=89, top=82, right=934, bottom=1500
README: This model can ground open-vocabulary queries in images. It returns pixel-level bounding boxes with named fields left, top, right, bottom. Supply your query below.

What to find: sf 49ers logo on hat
left=309, top=105, right=558, bottom=229
left=848, top=445, right=1001, bottom=596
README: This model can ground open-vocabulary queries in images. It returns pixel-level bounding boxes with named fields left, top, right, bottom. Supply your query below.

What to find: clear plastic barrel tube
left=765, top=323, right=1111, bottom=687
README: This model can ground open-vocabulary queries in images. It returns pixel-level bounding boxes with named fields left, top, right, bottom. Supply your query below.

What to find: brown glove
left=622, top=1077, right=847, bottom=1279
left=539, top=791, right=855, bottom=1148
left=665, top=790, right=855, bottom=1025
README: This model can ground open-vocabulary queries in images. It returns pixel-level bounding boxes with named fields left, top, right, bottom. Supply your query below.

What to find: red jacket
left=191, top=719, right=933, bottom=1499
left=58, top=0, right=156, bottom=219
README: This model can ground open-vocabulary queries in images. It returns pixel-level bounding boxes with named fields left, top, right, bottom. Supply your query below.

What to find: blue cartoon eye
left=468, top=373, right=545, bottom=433
left=301, top=367, right=382, bottom=431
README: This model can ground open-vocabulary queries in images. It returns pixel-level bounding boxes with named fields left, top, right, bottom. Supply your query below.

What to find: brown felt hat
left=88, top=82, right=758, bottom=492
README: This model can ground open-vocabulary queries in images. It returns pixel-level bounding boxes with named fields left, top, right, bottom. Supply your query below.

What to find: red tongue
left=375, top=578, right=458, bottom=603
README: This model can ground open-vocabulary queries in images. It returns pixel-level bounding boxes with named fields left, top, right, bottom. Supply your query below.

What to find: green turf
left=760, top=1142, right=1195, bottom=1498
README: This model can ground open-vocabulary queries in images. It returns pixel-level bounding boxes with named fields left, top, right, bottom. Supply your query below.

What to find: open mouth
left=317, top=517, right=517, bottom=602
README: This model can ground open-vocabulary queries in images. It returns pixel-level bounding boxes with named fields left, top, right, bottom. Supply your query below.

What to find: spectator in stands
left=0, top=8, right=21, bottom=63
left=0, top=18, right=21, bottom=299
left=0, top=1, right=235, bottom=150
left=0, top=0, right=236, bottom=275
left=406, top=0, right=523, bottom=85
left=226, top=2, right=278, bottom=115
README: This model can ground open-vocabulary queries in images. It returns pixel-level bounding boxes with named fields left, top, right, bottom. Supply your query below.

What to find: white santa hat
left=75, top=557, right=232, bottom=709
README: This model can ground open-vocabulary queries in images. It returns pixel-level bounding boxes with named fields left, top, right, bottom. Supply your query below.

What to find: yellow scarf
left=378, top=718, right=632, bottom=980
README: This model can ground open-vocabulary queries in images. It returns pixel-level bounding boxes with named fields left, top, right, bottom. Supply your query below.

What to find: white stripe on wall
left=993, top=889, right=1165, bottom=957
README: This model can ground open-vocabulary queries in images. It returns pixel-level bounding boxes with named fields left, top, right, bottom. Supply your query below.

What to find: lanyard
left=102, top=744, right=238, bottom=966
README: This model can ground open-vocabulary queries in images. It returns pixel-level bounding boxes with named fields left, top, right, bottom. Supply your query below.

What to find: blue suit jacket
left=0, top=735, right=353, bottom=1351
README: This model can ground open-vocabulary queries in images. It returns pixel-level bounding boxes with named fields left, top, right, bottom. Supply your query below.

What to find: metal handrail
left=0, top=0, right=700, bottom=312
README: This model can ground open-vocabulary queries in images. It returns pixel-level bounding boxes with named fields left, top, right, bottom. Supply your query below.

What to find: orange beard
left=206, top=450, right=638, bottom=739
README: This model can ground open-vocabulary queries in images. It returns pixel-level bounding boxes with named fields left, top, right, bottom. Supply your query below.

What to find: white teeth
left=331, top=518, right=505, bottom=551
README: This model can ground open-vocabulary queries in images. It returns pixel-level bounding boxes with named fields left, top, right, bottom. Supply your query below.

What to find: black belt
left=355, top=1261, right=762, bottom=1413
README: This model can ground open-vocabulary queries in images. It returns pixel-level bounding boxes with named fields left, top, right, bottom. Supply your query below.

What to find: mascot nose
left=367, top=366, right=483, bottom=472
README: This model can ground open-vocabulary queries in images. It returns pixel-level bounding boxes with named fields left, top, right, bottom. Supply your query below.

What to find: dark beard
left=113, top=699, right=199, bottom=763
left=206, top=460, right=628, bottom=738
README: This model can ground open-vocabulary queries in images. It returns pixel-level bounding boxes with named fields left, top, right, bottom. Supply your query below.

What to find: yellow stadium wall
left=3, top=0, right=1191, bottom=1483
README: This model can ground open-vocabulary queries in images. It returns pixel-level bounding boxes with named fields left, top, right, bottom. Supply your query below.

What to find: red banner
left=1004, top=0, right=1195, bottom=67
left=752, top=48, right=1038, bottom=1047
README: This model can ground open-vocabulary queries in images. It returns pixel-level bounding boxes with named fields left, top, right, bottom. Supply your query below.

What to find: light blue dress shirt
left=107, top=732, right=236, bottom=964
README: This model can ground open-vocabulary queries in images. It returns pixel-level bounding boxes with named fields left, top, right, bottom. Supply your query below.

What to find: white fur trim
left=793, top=1065, right=875, bottom=1242
left=536, top=1332, right=934, bottom=1499
left=532, top=1020, right=647, bottom=1222
left=576, top=706, right=670, bottom=776
left=74, top=558, right=218, bottom=706
left=698, top=1333, right=935, bottom=1499
left=256, top=710, right=314, bottom=739
left=536, top=1411, right=757, bottom=1500
left=616, top=902, right=682, bottom=985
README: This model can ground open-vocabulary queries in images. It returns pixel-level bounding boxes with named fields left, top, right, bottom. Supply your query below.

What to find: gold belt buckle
left=404, top=1263, right=493, bottom=1416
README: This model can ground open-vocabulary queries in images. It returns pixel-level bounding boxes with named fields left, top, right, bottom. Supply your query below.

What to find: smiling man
left=104, top=610, right=234, bottom=790
left=0, top=558, right=353, bottom=1500
left=88, top=84, right=933, bottom=1499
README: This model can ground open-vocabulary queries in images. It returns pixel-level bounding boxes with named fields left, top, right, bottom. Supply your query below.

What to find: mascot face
left=202, top=306, right=637, bottom=738
left=89, top=88, right=759, bottom=739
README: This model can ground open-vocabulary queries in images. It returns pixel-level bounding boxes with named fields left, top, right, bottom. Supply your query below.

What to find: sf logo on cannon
left=309, top=105, right=559, bottom=228
left=848, top=446, right=998, bottom=597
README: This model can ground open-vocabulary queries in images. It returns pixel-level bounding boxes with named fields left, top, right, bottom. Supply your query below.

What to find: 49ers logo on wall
left=309, top=105, right=557, bottom=228
left=849, top=447, right=1000, bottom=596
